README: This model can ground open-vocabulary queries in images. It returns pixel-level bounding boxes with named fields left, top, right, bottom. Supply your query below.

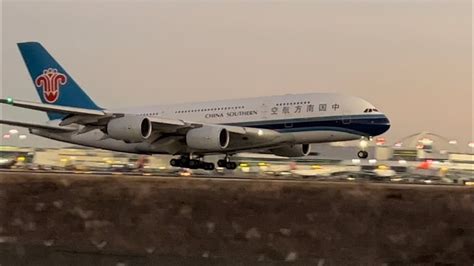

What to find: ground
left=0, top=171, right=473, bottom=265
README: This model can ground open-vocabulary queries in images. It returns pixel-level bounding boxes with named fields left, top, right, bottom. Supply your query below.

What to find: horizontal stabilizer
left=0, top=119, right=77, bottom=132
left=0, top=98, right=106, bottom=116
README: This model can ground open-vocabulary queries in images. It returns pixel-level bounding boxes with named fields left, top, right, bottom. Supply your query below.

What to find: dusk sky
left=1, top=0, right=472, bottom=150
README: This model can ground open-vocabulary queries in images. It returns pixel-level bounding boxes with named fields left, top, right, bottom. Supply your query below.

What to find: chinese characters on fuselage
left=271, top=103, right=339, bottom=115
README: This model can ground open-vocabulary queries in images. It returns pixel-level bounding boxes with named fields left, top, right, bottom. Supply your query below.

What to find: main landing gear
left=357, top=150, right=369, bottom=159
left=170, top=155, right=215, bottom=170
left=217, top=158, right=237, bottom=170
left=170, top=154, right=239, bottom=171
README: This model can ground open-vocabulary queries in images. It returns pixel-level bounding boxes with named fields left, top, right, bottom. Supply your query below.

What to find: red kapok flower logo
left=35, top=68, right=67, bottom=103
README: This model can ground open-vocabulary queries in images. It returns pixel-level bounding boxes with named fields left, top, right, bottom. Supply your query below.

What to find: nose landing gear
left=357, top=150, right=369, bottom=159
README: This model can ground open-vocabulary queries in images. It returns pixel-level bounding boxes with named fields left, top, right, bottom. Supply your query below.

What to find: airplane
left=0, top=42, right=390, bottom=170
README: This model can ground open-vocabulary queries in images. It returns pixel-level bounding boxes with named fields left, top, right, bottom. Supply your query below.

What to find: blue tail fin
left=17, top=42, right=101, bottom=120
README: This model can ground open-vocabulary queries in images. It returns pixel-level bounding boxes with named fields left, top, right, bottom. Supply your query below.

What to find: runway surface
left=0, top=168, right=468, bottom=188
left=0, top=171, right=473, bottom=265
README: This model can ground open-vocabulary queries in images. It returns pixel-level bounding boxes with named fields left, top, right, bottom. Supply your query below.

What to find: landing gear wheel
left=226, top=162, right=237, bottom=170
left=188, top=159, right=201, bottom=169
left=357, top=151, right=369, bottom=159
left=203, top=163, right=215, bottom=171
left=217, top=159, right=227, bottom=168
left=170, top=159, right=180, bottom=167
left=218, top=156, right=237, bottom=170
left=170, top=155, right=191, bottom=168
left=170, top=154, right=216, bottom=171
left=180, top=157, right=190, bottom=168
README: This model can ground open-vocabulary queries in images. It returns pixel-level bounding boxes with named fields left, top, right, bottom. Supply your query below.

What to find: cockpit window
left=364, top=108, right=379, bottom=113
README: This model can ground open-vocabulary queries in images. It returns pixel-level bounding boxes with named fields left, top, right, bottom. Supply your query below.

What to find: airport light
left=469, top=142, right=474, bottom=148
left=368, top=159, right=377, bottom=164
left=257, top=129, right=263, bottom=136
left=375, top=137, right=385, bottom=146
left=351, top=159, right=361, bottom=164
left=448, top=140, right=457, bottom=145
left=394, top=142, right=402, bottom=148
left=6, top=97, right=13, bottom=104
left=8, top=129, right=19, bottom=135
left=398, top=160, right=407, bottom=165
left=2, top=134, right=11, bottom=139
left=18, top=135, right=27, bottom=140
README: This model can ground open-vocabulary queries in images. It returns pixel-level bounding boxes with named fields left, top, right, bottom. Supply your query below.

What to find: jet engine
left=106, top=116, right=152, bottom=143
left=270, top=144, right=311, bottom=157
left=186, top=125, right=230, bottom=150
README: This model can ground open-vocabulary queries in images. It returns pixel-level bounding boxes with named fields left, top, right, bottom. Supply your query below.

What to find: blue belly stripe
left=225, top=114, right=390, bottom=137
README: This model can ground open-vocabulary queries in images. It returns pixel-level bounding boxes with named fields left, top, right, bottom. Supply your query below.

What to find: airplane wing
left=1, top=98, right=290, bottom=150
left=0, top=119, right=77, bottom=132
left=1, top=98, right=257, bottom=134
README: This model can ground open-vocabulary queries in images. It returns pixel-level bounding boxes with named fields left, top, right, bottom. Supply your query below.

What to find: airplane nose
left=376, top=114, right=391, bottom=135
left=347, top=113, right=390, bottom=137
left=380, top=115, right=390, bottom=134
left=360, top=114, right=390, bottom=136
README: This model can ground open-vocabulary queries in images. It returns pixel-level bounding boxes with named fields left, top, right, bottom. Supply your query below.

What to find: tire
left=188, top=159, right=200, bottom=169
left=217, top=159, right=226, bottom=168
left=226, top=162, right=237, bottom=170
left=205, top=163, right=215, bottom=171
left=357, top=151, right=368, bottom=159
left=170, top=159, right=179, bottom=167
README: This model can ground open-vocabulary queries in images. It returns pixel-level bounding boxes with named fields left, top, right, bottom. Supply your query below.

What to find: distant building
left=392, top=132, right=458, bottom=161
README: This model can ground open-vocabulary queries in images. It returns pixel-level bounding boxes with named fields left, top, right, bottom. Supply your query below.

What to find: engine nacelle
left=270, top=144, right=311, bottom=157
left=186, top=125, right=230, bottom=150
left=106, top=116, right=152, bottom=143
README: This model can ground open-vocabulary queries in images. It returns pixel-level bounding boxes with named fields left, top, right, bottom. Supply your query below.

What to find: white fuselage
left=32, top=93, right=390, bottom=155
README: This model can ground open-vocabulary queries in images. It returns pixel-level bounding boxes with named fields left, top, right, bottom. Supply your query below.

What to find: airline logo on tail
left=34, top=68, right=67, bottom=103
